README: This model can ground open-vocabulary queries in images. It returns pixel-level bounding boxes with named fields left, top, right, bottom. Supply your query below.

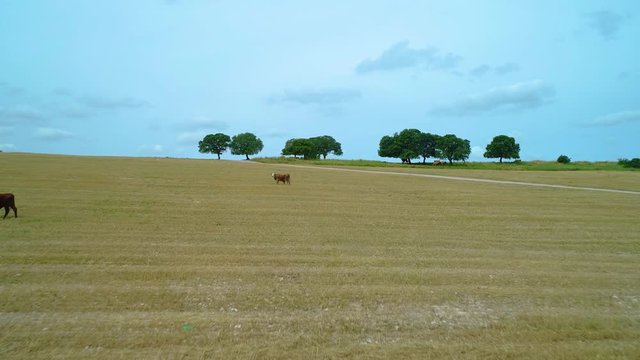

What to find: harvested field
left=1, top=153, right=639, bottom=359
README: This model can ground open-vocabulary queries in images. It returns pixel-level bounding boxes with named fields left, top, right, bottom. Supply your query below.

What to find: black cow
left=0, top=193, right=17, bottom=219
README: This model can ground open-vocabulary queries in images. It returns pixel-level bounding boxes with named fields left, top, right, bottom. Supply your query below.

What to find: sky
left=1, top=0, right=639, bottom=161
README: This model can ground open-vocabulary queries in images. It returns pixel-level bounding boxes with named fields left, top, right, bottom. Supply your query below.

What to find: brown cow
left=0, top=193, right=17, bottom=219
left=271, top=173, right=290, bottom=184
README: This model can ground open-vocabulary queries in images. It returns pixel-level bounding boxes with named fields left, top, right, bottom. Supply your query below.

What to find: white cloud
left=137, top=144, right=164, bottom=154
left=431, top=80, right=555, bottom=116
left=588, top=110, right=640, bottom=126
left=355, top=41, right=461, bottom=74
left=34, top=127, right=74, bottom=141
left=0, top=143, right=16, bottom=151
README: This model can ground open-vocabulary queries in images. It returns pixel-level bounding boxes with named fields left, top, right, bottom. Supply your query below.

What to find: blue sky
left=1, top=0, right=638, bottom=161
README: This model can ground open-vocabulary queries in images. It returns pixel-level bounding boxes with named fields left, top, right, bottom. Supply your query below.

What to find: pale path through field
left=267, top=163, right=640, bottom=195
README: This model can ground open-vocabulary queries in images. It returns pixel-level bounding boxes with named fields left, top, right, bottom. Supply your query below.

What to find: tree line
left=281, top=136, right=342, bottom=159
left=198, top=133, right=342, bottom=160
left=379, top=129, right=520, bottom=164
left=198, top=132, right=263, bottom=160
left=198, top=130, right=521, bottom=164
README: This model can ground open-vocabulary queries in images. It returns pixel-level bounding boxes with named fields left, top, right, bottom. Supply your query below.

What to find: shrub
left=619, top=158, right=640, bottom=168
left=557, top=155, right=571, bottom=164
left=627, top=158, right=640, bottom=168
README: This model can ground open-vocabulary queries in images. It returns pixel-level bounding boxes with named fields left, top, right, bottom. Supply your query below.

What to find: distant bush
left=618, top=158, right=640, bottom=168
left=557, top=155, right=571, bottom=164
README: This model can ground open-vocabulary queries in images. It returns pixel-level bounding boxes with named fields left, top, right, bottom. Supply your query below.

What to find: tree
left=282, top=138, right=318, bottom=159
left=437, top=134, right=471, bottom=164
left=378, top=134, right=402, bottom=161
left=396, top=129, right=422, bottom=163
left=619, top=158, right=640, bottom=168
left=198, top=133, right=231, bottom=160
left=484, top=135, right=520, bottom=163
left=310, top=135, right=343, bottom=159
left=230, top=132, right=263, bottom=160
left=378, top=129, right=422, bottom=163
left=557, top=155, right=571, bottom=164
left=417, top=132, right=440, bottom=163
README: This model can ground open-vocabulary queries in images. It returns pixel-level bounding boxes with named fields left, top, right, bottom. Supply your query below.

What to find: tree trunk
left=217, top=153, right=221, bottom=160
left=499, top=157, right=503, bottom=163
left=245, top=154, right=250, bottom=160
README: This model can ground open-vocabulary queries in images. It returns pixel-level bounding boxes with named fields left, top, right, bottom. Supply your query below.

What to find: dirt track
left=270, top=163, right=640, bottom=196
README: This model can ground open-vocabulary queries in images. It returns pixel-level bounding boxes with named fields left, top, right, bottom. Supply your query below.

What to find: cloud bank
left=79, top=96, right=148, bottom=109
left=585, top=10, right=629, bottom=40
left=469, top=63, right=519, bottom=77
left=0, top=106, right=46, bottom=125
left=355, top=41, right=461, bottom=74
left=178, top=118, right=229, bottom=132
left=271, top=89, right=361, bottom=105
left=431, top=80, right=555, bottom=116
left=34, top=127, right=74, bottom=141
left=588, top=110, right=640, bottom=126
left=269, top=88, right=361, bottom=116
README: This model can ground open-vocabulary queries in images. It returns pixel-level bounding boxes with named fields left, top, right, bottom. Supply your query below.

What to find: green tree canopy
left=484, top=135, right=520, bottom=163
left=557, top=155, right=571, bottom=164
left=198, top=133, right=231, bottom=160
left=619, top=158, right=640, bottom=168
left=437, top=134, right=471, bottom=164
left=230, top=132, right=263, bottom=160
left=282, top=138, right=318, bottom=159
left=395, top=129, right=422, bottom=163
left=379, top=129, right=440, bottom=164
left=417, top=132, right=441, bottom=163
left=281, top=135, right=343, bottom=160
left=378, top=134, right=402, bottom=160
left=310, top=135, right=343, bottom=159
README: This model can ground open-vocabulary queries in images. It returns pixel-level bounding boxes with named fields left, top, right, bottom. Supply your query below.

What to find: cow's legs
left=12, top=205, right=17, bottom=218
left=2, top=206, right=8, bottom=219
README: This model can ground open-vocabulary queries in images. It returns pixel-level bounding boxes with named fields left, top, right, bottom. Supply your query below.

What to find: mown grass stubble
left=1, top=153, right=639, bottom=359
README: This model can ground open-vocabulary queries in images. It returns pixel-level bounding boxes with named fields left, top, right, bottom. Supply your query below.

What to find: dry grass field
left=1, top=153, right=639, bottom=359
